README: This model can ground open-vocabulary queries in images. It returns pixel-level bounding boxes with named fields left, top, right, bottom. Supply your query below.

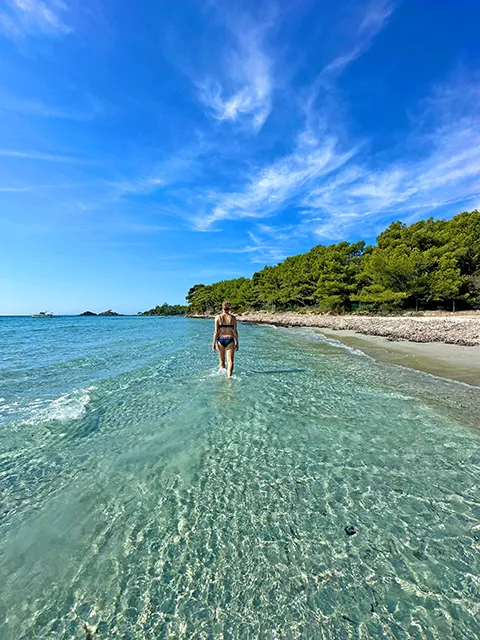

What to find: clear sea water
left=1, top=316, right=479, bottom=640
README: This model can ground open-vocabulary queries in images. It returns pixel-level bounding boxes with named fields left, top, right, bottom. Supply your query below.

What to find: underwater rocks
left=345, top=525, right=358, bottom=536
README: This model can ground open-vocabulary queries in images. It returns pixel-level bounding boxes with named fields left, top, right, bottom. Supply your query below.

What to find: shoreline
left=189, top=311, right=480, bottom=386
left=316, top=328, right=480, bottom=387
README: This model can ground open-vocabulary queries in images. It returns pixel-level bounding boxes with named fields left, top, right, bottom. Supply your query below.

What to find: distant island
left=140, top=303, right=187, bottom=316
left=79, top=310, right=122, bottom=316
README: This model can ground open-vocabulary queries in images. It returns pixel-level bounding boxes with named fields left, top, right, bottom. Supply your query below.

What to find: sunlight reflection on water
left=0, top=317, right=479, bottom=639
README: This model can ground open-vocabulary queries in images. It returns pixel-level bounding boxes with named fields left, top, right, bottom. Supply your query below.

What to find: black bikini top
left=219, top=314, right=234, bottom=328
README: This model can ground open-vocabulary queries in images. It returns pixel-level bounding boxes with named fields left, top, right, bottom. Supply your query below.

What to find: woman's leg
left=217, top=342, right=226, bottom=369
left=226, top=344, right=235, bottom=377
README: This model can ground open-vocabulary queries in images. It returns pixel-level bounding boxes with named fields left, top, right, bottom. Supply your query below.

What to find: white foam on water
left=0, top=400, right=19, bottom=414
left=297, top=328, right=372, bottom=358
left=389, top=362, right=480, bottom=390
left=201, top=367, right=240, bottom=381
left=272, top=324, right=364, bottom=357
left=22, top=386, right=97, bottom=424
left=207, top=367, right=227, bottom=377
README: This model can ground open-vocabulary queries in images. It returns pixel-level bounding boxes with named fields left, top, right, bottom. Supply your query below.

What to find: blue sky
left=1, top=0, right=479, bottom=314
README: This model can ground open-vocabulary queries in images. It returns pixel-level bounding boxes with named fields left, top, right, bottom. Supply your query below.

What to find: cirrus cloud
left=197, top=14, right=273, bottom=131
left=0, top=0, right=71, bottom=38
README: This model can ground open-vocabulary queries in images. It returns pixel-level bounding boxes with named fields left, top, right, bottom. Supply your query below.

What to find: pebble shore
left=237, top=311, right=480, bottom=346
left=191, top=311, right=480, bottom=346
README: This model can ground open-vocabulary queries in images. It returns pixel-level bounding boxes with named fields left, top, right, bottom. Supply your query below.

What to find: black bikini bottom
left=218, top=337, right=234, bottom=348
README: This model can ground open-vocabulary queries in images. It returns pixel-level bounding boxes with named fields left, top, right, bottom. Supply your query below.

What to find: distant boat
left=32, top=311, right=54, bottom=318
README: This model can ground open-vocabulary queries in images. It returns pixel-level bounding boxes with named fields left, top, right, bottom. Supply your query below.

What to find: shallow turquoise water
left=1, top=316, right=479, bottom=639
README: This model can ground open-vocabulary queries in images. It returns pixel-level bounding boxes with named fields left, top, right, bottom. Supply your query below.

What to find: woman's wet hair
left=222, top=300, right=232, bottom=311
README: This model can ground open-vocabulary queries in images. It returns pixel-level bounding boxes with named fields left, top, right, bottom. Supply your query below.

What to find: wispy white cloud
left=321, top=0, right=395, bottom=79
left=302, top=76, right=480, bottom=239
left=0, top=185, right=33, bottom=192
left=211, top=220, right=311, bottom=264
left=0, top=0, right=71, bottom=38
left=244, top=230, right=290, bottom=263
left=197, top=15, right=273, bottom=131
left=192, top=125, right=359, bottom=230
left=193, top=71, right=480, bottom=254
left=106, top=175, right=166, bottom=198
left=0, top=181, right=93, bottom=192
left=19, top=140, right=215, bottom=235
left=187, top=0, right=395, bottom=240
left=0, top=91, right=104, bottom=120
left=0, top=148, right=95, bottom=163
left=104, top=137, right=213, bottom=203
left=210, top=228, right=291, bottom=263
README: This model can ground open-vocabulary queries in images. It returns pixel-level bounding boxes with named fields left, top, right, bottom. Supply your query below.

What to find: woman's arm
left=212, top=316, right=219, bottom=351
left=234, top=317, right=239, bottom=351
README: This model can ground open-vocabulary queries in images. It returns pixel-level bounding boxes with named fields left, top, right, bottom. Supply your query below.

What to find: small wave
left=311, top=331, right=372, bottom=358
left=276, top=325, right=371, bottom=358
left=22, top=387, right=96, bottom=425
left=0, top=401, right=19, bottom=414
left=388, top=362, right=480, bottom=390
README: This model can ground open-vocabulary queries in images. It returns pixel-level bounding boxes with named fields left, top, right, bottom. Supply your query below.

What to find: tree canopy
left=186, top=211, right=480, bottom=314
left=140, top=303, right=188, bottom=316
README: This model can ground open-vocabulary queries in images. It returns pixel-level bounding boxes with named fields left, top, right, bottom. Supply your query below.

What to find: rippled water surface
left=1, top=316, right=479, bottom=639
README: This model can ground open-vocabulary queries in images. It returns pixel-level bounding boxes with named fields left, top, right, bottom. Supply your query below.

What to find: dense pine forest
left=186, top=211, right=480, bottom=314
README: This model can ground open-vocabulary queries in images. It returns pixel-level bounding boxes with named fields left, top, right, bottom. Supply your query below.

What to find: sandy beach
left=316, top=329, right=480, bottom=387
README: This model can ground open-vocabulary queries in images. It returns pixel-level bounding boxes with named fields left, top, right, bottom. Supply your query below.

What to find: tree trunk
left=452, top=299, right=456, bottom=313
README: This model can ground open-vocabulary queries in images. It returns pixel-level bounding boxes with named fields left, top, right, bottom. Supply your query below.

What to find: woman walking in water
left=212, top=301, right=239, bottom=377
